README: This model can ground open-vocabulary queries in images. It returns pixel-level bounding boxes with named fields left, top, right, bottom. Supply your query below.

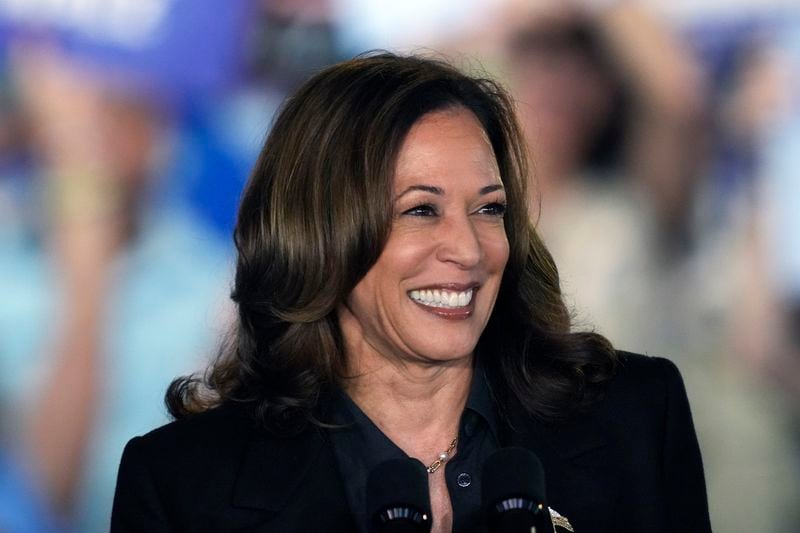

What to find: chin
left=414, top=339, right=478, bottom=364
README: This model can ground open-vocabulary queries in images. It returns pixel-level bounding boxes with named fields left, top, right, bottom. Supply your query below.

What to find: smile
left=408, top=288, right=474, bottom=309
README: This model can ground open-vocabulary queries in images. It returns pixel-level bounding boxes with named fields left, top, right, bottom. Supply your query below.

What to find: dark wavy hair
left=166, top=52, right=617, bottom=431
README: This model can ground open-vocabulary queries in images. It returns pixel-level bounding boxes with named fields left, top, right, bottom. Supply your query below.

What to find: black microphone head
left=482, top=447, right=548, bottom=532
left=482, top=447, right=546, bottom=506
left=366, top=458, right=432, bottom=533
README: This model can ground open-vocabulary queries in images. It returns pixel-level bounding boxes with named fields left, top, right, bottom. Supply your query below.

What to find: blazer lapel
left=232, top=426, right=326, bottom=511
left=502, top=405, right=620, bottom=532
left=230, top=424, right=356, bottom=532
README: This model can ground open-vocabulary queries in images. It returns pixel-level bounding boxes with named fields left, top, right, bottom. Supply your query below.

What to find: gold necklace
left=426, top=437, right=458, bottom=474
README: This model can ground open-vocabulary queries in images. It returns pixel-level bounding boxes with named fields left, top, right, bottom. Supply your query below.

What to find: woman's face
left=339, top=107, right=509, bottom=366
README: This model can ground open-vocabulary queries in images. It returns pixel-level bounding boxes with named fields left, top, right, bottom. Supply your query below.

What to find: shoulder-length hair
left=166, top=52, right=617, bottom=430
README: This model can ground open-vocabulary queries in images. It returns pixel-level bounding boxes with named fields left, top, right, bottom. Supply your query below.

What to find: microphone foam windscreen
left=481, top=447, right=546, bottom=508
left=366, top=458, right=431, bottom=518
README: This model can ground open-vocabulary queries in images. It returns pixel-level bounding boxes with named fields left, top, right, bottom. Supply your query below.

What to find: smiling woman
left=340, top=109, right=509, bottom=368
left=111, top=53, right=710, bottom=533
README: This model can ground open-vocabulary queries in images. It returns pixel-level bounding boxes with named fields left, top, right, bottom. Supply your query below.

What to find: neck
left=343, top=346, right=473, bottom=461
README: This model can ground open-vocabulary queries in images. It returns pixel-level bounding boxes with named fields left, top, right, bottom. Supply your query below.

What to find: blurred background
left=0, top=0, right=799, bottom=531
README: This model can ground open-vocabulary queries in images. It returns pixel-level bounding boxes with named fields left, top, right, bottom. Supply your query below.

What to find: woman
left=111, top=53, right=710, bottom=532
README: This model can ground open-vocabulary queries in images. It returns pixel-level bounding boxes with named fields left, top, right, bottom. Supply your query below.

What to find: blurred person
left=505, top=3, right=800, bottom=531
left=0, top=44, right=62, bottom=533
left=250, top=0, right=342, bottom=90
left=0, top=48, right=229, bottom=531
left=731, top=20, right=800, bottom=530
left=699, top=23, right=800, bottom=533
left=505, top=0, right=706, bottom=351
left=726, top=22, right=800, bottom=389
left=758, top=36, right=800, bottom=397
left=180, top=0, right=347, bottom=240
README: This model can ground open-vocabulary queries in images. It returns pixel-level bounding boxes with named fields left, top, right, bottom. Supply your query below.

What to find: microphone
left=482, top=447, right=550, bottom=533
left=366, top=458, right=433, bottom=533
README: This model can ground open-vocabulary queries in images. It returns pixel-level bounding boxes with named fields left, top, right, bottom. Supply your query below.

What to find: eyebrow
left=394, top=183, right=505, bottom=200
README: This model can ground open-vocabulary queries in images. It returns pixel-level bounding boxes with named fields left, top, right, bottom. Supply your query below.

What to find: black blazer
left=111, top=353, right=711, bottom=532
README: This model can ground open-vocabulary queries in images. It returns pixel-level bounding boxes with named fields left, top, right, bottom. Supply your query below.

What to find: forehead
left=393, top=108, right=501, bottom=191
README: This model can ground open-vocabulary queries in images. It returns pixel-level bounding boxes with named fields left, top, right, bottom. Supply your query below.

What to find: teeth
left=409, top=288, right=474, bottom=309
left=458, top=291, right=468, bottom=306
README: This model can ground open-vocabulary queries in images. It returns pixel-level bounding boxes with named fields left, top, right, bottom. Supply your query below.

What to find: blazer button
left=457, top=472, right=472, bottom=488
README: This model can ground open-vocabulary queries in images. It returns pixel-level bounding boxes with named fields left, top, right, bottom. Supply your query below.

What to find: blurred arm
left=12, top=49, right=140, bottom=515
left=596, top=2, right=707, bottom=246
left=596, top=3, right=704, bottom=122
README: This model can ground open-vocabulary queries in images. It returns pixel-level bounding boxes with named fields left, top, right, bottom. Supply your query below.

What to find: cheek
left=481, top=231, right=510, bottom=273
left=346, top=274, right=376, bottom=317
left=381, top=230, right=438, bottom=272
left=350, top=240, right=426, bottom=308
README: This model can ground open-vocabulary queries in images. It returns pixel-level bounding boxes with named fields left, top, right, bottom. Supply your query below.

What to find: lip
left=412, top=300, right=474, bottom=320
left=410, top=282, right=480, bottom=292
left=407, top=283, right=479, bottom=320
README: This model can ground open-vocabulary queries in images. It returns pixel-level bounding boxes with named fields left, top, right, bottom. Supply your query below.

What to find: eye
left=477, top=202, right=507, bottom=217
left=402, top=203, right=438, bottom=217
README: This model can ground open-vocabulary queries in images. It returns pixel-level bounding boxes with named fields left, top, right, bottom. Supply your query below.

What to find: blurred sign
left=0, top=0, right=254, bottom=96
left=0, top=0, right=171, bottom=48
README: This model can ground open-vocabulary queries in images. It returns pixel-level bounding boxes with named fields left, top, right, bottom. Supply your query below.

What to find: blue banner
left=0, top=0, right=254, bottom=96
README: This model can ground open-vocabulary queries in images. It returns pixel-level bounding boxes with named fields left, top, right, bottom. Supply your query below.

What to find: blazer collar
left=230, top=399, right=620, bottom=529
left=510, top=411, right=608, bottom=460
left=498, top=395, right=609, bottom=457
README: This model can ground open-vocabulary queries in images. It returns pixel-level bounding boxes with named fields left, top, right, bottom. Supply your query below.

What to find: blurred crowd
left=1, top=0, right=799, bottom=531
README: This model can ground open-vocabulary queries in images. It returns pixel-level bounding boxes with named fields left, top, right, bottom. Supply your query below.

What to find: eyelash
left=479, top=202, right=507, bottom=217
left=403, top=204, right=438, bottom=217
left=401, top=202, right=507, bottom=217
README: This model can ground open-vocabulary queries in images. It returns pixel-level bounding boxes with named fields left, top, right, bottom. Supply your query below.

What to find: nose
left=435, top=214, right=482, bottom=268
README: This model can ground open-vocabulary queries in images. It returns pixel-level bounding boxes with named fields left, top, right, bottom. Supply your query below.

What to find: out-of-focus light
left=0, top=0, right=170, bottom=48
